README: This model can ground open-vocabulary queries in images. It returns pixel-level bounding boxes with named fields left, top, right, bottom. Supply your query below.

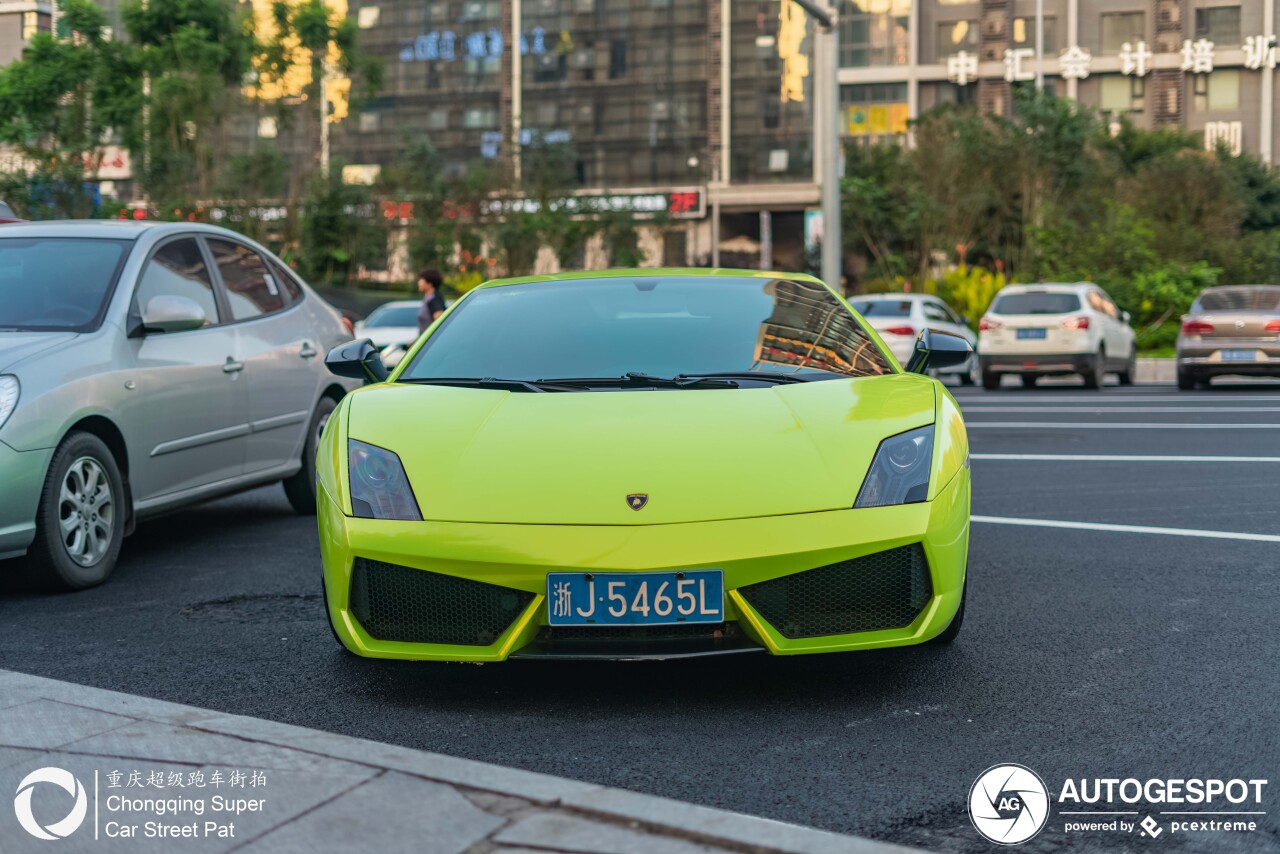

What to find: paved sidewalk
left=0, top=669, right=917, bottom=854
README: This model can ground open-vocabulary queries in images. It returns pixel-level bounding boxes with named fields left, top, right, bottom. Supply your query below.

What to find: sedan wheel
left=59, top=457, right=114, bottom=567
left=23, top=432, right=126, bottom=591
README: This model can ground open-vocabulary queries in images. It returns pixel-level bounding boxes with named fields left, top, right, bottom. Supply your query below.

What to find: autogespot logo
left=14, top=767, right=88, bottom=840
left=969, top=764, right=1051, bottom=845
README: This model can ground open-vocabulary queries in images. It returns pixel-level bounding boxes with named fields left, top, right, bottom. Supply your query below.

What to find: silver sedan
left=0, top=221, right=358, bottom=590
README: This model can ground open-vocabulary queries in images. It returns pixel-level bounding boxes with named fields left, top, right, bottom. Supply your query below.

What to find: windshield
left=365, top=304, right=420, bottom=327
left=400, top=276, right=893, bottom=383
left=851, top=299, right=913, bottom=318
left=0, top=237, right=132, bottom=331
left=992, top=292, right=1081, bottom=315
left=1194, top=286, right=1280, bottom=312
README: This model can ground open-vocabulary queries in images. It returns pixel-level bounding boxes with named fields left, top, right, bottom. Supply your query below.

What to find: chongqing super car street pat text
left=318, top=269, right=972, bottom=661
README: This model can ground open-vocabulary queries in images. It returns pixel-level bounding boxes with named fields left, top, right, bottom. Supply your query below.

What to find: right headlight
left=854, top=424, right=935, bottom=508
left=347, top=439, right=422, bottom=520
left=0, top=375, right=19, bottom=433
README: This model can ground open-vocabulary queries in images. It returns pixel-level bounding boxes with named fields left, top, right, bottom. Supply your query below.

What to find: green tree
left=0, top=0, right=135, bottom=217
left=121, top=0, right=256, bottom=205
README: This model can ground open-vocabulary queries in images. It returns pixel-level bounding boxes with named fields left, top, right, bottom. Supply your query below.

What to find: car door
left=1098, top=289, right=1134, bottom=358
left=1090, top=289, right=1126, bottom=358
left=124, top=236, right=248, bottom=501
left=205, top=236, right=320, bottom=475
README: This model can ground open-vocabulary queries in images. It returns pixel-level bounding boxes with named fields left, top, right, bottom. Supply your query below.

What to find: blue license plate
left=1016, top=328, right=1047, bottom=340
left=546, top=570, right=724, bottom=626
left=1221, top=349, right=1256, bottom=362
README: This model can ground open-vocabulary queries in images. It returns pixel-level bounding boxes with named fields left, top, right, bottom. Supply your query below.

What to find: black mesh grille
left=539, top=622, right=739, bottom=643
left=739, top=544, right=932, bottom=638
left=349, top=558, right=534, bottom=646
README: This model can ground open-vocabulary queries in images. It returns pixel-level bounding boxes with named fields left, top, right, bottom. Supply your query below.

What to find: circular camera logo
left=968, top=764, right=1050, bottom=845
left=14, top=767, right=87, bottom=841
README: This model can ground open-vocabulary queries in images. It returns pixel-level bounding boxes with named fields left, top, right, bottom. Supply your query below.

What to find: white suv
left=978, top=283, right=1137, bottom=389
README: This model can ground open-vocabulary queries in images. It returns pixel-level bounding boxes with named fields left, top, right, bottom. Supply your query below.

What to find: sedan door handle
left=223, top=358, right=245, bottom=374
left=299, top=341, right=318, bottom=359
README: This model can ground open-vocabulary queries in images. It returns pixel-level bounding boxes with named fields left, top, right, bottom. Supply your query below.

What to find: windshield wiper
left=398, top=377, right=582, bottom=393
left=537, top=372, right=739, bottom=390
left=674, top=370, right=834, bottom=385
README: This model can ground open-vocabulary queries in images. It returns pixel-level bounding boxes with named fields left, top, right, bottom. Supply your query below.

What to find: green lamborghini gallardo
left=318, top=269, right=972, bottom=661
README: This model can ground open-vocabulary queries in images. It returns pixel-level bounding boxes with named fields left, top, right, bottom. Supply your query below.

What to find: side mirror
left=141, top=295, right=206, bottom=334
left=326, top=338, right=389, bottom=384
left=906, top=328, right=972, bottom=374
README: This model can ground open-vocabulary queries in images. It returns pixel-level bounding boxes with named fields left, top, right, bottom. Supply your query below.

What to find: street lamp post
left=790, top=0, right=841, bottom=290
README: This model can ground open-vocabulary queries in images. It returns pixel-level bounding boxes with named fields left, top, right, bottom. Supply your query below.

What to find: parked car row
left=852, top=281, right=1280, bottom=390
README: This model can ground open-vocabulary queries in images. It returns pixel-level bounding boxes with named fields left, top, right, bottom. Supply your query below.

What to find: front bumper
left=0, top=440, right=51, bottom=559
left=980, top=353, right=1093, bottom=375
left=318, top=469, right=970, bottom=661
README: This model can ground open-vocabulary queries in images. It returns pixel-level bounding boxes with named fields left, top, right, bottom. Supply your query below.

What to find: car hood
left=0, top=332, right=78, bottom=372
left=345, top=373, right=937, bottom=524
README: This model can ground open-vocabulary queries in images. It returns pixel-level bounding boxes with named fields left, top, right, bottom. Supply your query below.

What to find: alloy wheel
left=57, top=456, right=114, bottom=567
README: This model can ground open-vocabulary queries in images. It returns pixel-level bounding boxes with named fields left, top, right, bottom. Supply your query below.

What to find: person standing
left=416, top=268, right=446, bottom=334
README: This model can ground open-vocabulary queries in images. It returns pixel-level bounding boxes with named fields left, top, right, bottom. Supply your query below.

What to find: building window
left=1194, top=7, right=1240, bottom=44
left=1012, top=16, right=1057, bottom=52
left=461, top=1, right=499, bottom=21
left=356, top=6, right=379, bottom=29
left=609, top=39, right=627, bottom=79
left=937, top=20, right=978, bottom=61
left=426, top=108, right=450, bottom=130
left=842, top=82, right=909, bottom=137
left=840, top=0, right=911, bottom=68
left=936, top=83, right=978, bottom=107
left=1100, top=12, right=1144, bottom=52
left=463, top=107, right=498, bottom=129
left=1194, top=70, right=1239, bottom=112
left=1101, top=75, right=1145, bottom=113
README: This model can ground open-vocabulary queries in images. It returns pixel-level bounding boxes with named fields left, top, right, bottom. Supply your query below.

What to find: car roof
left=998, top=282, right=1091, bottom=294
left=0, top=219, right=253, bottom=241
left=476, top=267, right=825, bottom=290
left=370, top=300, right=421, bottom=309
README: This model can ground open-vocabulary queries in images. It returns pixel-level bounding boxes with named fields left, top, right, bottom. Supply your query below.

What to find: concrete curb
left=0, top=669, right=920, bottom=854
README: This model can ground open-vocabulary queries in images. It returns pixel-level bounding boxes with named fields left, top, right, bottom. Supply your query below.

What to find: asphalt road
left=2, top=379, right=1278, bottom=852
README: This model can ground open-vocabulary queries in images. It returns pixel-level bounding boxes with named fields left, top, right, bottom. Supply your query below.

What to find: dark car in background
left=1176, top=285, right=1280, bottom=389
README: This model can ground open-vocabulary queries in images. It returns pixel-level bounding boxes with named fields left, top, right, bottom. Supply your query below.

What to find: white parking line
left=962, top=406, right=1280, bottom=413
left=971, top=515, right=1280, bottom=543
left=967, top=422, right=1280, bottom=429
left=971, top=453, right=1280, bottom=462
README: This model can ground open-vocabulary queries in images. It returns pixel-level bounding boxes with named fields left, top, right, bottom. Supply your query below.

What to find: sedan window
left=208, top=239, right=285, bottom=320
left=0, top=237, right=131, bottom=331
left=136, top=238, right=220, bottom=326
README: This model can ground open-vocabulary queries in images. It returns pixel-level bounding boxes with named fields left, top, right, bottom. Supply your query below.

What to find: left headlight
left=348, top=439, right=422, bottom=520
left=854, top=424, right=934, bottom=508
left=0, top=375, right=19, bottom=433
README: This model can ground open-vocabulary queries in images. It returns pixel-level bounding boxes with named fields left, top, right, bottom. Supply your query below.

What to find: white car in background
left=850, top=293, right=980, bottom=384
left=978, top=282, right=1137, bottom=390
left=353, top=299, right=420, bottom=367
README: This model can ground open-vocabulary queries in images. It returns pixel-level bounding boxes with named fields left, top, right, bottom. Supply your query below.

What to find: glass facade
left=839, top=0, right=911, bottom=68
left=335, top=0, right=503, bottom=174
left=519, top=0, right=709, bottom=188
left=729, top=0, right=815, bottom=183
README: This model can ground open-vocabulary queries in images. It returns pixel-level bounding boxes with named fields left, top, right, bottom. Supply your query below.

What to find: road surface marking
left=972, top=515, right=1280, bottom=543
left=966, top=422, right=1280, bottom=429
left=972, top=453, right=1280, bottom=462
